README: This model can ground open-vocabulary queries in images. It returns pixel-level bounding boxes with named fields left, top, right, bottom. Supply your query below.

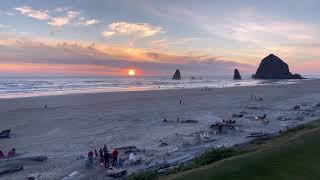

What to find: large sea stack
left=172, top=69, right=181, bottom=80
left=233, top=69, right=242, bottom=80
left=253, top=54, right=302, bottom=79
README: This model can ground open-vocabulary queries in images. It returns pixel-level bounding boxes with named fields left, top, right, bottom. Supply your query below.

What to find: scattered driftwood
left=277, top=117, right=293, bottom=121
left=23, top=156, right=47, bottom=162
left=255, top=114, right=266, bottom=120
left=159, top=142, right=168, bottom=147
left=0, top=156, right=48, bottom=168
left=296, top=116, right=304, bottom=121
left=117, top=146, right=140, bottom=154
left=246, top=132, right=268, bottom=138
left=0, top=130, right=11, bottom=138
left=232, top=114, right=243, bottom=118
left=202, top=138, right=216, bottom=143
left=0, top=164, right=23, bottom=175
left=166, top=155, right=194, bottom=167
left=293, top=105, right=301, bottom=110
left=256, top=97, right=264, bottom=101
left=27, top=173, right=41, bottom=180
left=128, top=153, right=143, bottom=165
left=106, top=168, right=127, bottom=178
left=181, top=120, right=198, bottom=123
left=61, top=171, right=80, bottom=180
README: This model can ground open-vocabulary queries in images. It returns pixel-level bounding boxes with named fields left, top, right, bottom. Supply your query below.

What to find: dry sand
left=1, top=79, right=320, bottom=179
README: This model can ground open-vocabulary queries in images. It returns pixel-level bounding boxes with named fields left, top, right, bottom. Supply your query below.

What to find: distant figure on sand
left=179, top=99, right=182, bottom=105
left=103, top=145, right=109, bottom=168
left=7, top=148, right=16, bottom=158
left=99, top=148, right=104, bottom=166
left=87, top=150, right=93, bottom=164
left=94, top=149, right=98, bottom=163
left=218, top=123, right=223, bottom=134
left=112, top=148, right=119, bottom=166
left=255, top=114, right=267, bottom=120
left=44, top=105, right=47, bottom=109
left=0, top=150, right=4, bottom=159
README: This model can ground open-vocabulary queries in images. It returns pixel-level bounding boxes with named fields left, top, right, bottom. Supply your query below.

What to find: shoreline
left=1, top=79, right=320, bottom=179
left=0, top=78, right=310, bottom=100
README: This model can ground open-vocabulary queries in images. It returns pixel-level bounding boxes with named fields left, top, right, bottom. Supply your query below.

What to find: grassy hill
left=162, top=119, right=320, bottom=180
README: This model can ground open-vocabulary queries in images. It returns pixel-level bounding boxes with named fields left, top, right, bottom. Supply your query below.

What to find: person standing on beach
left=99, top=148, right=104, bottom=167
left=7, top=148, right=16, bottom=158
left=103, top=144, right=107, bottom=154
left=112, top=148, right=119, bottom=167
left=218, top=123, right=223, bottom=134
left=103, top=145, right=109, bottom=168
left=87, top=150, right=93, bottom=164
left=0, top=150, right=4, bottom=159
left=93, top=149, right=99, bottom=164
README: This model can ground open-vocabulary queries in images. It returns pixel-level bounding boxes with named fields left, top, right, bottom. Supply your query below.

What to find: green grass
left=164, top=119, right=320, bottom=180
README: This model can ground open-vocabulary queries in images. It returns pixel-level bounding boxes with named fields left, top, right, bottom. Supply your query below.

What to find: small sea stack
left=233, top=69, right=242, bottom=80
left=252, top=54, right=303, bottom=79
left=172, top=69, right=181, bottom=80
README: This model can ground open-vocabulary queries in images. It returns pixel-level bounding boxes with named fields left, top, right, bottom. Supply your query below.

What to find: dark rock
left=172, top=69, right=181, bottom=80
left=233, top=69, right=242, bottom=80
left=253, top=54, right=303, bottom=79
left=292, top=74, right=302, bottom=79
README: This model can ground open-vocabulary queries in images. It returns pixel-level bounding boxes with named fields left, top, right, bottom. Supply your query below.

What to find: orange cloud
left=0, top=63, right=124, bottom=76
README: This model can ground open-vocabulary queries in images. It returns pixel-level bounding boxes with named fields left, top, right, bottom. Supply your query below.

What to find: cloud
left=54, top=7, right=69, bottom=12
left=14, top=6, right=49, bottom=20
left=146, top=5, right=319, bottom=46
left=47, top=11, right=80, bottom=27
left=14, top=6, right=99, bottom=27
left=47, top=10, right=100, bottom=27
left=67, top=11, right=80, bottom=18
left=0, top=24, right=10, bottom=29
left=206, top=18, right=318, bottom=44
left=48, top=17, right=69, bottom=27
left=102, top=22, right=164, bottom=37
left=0, top=33, right=253, bottom=76
left=78, top=18, right=100, bottom=26
left=102, top=31, right=115, bottom=37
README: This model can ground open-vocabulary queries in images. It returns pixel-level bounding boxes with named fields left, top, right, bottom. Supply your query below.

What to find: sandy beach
left=1, top=79, right=320, bottom=179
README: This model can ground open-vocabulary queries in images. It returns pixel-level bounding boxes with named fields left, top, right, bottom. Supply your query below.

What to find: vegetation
left=130, top=119, right=320, bottom=180
left=165, top=119, right=320, bottom=180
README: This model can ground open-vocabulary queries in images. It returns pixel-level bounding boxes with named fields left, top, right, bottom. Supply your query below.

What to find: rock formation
left=172, top=69, right=181, bottom=80
left=252, top=54, right=302, bottom=79
left=233, top=69, right=242, bottom=80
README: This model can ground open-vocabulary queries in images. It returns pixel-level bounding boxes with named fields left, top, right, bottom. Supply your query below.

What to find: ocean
left=0, top=75, right=317, bottom=99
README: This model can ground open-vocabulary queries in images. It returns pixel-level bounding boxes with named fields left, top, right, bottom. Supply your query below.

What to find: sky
left=0, top=0, right=319, bottom=76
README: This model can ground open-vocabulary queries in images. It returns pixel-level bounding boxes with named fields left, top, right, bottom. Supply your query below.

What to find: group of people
left=210, top=119, right=237, bottom=134
left=87, top=145, right=119, bottom=169
left=0, top=148, right=16, bottom=159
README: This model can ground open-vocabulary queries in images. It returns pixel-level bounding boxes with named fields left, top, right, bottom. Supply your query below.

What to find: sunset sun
left=128, top=69, right=136, bottom=76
